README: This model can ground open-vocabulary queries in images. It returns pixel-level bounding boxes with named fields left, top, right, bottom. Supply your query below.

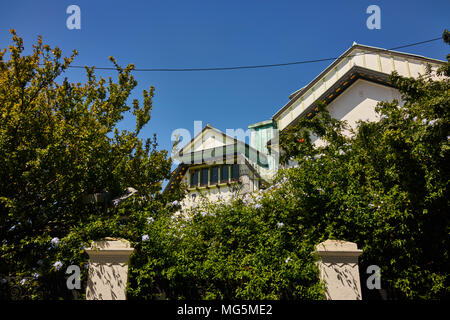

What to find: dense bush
left=126, top=194, right=324, bottom=300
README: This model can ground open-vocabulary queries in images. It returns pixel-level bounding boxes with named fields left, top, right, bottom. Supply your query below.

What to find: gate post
left=314, top=240, right=363, bottom=300
left=85, top=237, right=134, bottom=300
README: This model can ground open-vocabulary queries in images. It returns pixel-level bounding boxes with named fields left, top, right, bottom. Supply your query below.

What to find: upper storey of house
left=271, top=43, right=446, bottom=132
left=174, top=124, right=268, bottom=167
left=164, top=124, right=268, bottom=194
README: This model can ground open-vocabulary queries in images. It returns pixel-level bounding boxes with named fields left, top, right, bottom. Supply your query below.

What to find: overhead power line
left=66, top=36, right=443, bottom=72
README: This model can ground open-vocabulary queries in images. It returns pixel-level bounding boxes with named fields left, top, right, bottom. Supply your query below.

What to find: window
left=200, top=168, right=209, bottom=186
left=189, top=164, right=241, bottom=188
left=210, top=166, right=219, bottom=184
left=220, top=165, right=229, bottom=183
left=231, top=164, right=240, bottom=181
left=190, top=170, right=199, bottom=188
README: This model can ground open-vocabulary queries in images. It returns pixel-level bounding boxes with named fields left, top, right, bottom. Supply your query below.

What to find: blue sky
left=1, top=0, right=449, bottom=160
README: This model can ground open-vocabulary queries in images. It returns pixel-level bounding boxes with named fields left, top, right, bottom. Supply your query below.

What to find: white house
left=165, top=124, right=268, bottom=211
left=167, top=43, right=445, bottom=210
left=261, top=43, right=445, bottom=152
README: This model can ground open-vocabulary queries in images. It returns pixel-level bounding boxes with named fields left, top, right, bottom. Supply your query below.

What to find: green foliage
left=1, top=30, right=448, bottom=301
left=277, top=35, right=449, bottom=299
left=126, top=196, right=324, bottom=300
left=125, top=32, right=450, bottom=300
left=0, top=30, right=180, bottom=299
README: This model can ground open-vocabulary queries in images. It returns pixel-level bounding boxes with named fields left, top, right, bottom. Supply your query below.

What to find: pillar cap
left=315, top=240, right=362, bottom=257
left=85, top=238, right=134, bottom=258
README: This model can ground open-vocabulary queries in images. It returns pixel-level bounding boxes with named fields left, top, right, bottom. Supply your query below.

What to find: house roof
left=272, top=43, right=446, bottom=121
left=164, top=124, right=270, bottom=193
left=176, top=124, right=224, bottom=156
left=267, top=64, right=416, bottom=147
left=175, top=124, right=267, bottom=164
left=162, top=163, right=189, bottom=194
left=176, top=143, right=268, bottom=167
left=284, top=65, right=394, bottom=129
left=248, top=119, right=274, bottom=129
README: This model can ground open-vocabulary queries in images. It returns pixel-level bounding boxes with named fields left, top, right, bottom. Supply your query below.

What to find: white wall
left=191, top=130, right=231, bottom=152
left=328, top=79, right=402, bottom=129
left=311, top=79, right=403, bottom=146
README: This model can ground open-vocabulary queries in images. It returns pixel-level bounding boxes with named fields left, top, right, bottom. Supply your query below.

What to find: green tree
left=0, top=30, right=181, bottom=299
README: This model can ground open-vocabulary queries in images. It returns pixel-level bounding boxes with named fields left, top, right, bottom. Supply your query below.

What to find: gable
left=192, top=130, right=234, bottom=152
left=174, top=124, right=268, bottom=170
left=178, top=125, right=236, bottom=156
left=274, top=44, right=445, bottom=131
left=328, top=79, right=401, bottom=129
left=283, top=65, right=393, bottom=129
left=308, top=79, right=403, bottom=148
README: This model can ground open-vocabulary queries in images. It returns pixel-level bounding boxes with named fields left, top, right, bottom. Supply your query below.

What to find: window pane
left=210, top=166, right=219, bottom=184
left=231, top=164, right=240, bottom=180
left=220, top=165, right=229, bottom=183
left=200, top=168, right=209, bottom=186
left=190, top=170, right=198, bottom=188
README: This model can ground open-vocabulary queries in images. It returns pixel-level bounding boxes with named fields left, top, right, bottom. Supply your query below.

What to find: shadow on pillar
left=314, top=240, right=363, bottom=300
left=85, top=237, right=134, bottom=300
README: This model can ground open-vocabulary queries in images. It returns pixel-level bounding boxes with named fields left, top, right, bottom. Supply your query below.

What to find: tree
left=0, top=30, right=181, bottom=299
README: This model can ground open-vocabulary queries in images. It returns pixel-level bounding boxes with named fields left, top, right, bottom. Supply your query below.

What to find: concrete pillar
left=85, top=237, right=134, bottom=300
left=315, top=240, right=363, bottom=300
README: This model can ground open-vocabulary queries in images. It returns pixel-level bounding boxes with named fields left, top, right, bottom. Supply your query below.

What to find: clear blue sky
left=1, top=0, right=449, bottom=160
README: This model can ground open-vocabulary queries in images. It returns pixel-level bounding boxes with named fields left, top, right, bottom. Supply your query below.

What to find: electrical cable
left=64, top=36, right=443, bottom=72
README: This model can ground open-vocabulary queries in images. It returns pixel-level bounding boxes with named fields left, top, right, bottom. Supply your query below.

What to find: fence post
left=315, top=240, right=363, bottom=300
left=85, top=237, right=134, bottom=300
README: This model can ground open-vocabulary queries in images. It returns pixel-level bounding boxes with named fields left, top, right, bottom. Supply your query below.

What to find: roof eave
left=272, top=44, right=446, bottom=120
